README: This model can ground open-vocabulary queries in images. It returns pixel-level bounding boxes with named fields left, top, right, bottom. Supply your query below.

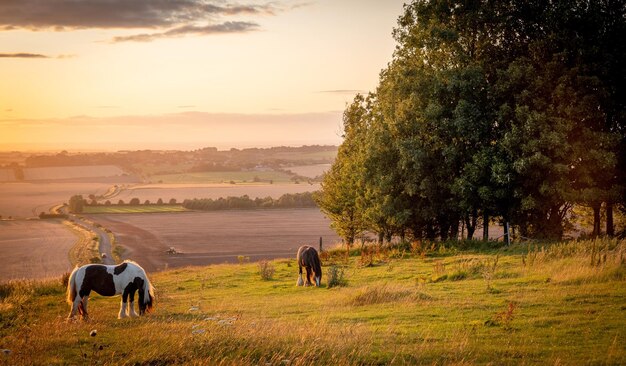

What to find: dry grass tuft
left=523, top=239, right=625, bottom=284
left=348, top=283, right=432, bottom=306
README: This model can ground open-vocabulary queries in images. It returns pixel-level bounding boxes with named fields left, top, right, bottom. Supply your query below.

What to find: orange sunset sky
left=0, top=0, right=405, bottom=151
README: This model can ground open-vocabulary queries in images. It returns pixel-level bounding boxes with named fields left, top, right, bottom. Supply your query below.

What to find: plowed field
left=87, top=208, right=340, bottom=272
left=0, top=220, right=76, bottom=281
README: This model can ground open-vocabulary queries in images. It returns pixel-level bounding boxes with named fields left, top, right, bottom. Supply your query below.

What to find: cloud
left=110, top=21, right=259, bottom=43
left=0, top=53, right=49, bottom=58
left=0, top=1, right=277, bottom=30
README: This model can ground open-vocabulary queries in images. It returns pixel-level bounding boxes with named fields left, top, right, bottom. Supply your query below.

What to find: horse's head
left=314, top=263, right=322, bottom=287
left=139, top=289, right=154, bottom=315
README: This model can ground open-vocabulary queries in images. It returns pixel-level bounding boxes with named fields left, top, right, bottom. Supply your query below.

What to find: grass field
left=83, top=205, right=188, bottom=214
left=1, top=239, right=624, bottom=365
left=150, top=171, right=295, bottom=184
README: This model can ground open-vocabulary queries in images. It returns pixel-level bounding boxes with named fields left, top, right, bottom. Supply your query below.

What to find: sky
left=0, top=0, right=406, bottom=151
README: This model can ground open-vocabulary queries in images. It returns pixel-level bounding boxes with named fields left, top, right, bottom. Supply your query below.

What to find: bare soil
left=0, top=182, right=114, bottom=218
left=87, top=208, right=340, bottom=272
left=0, top=220, right=76, bottom=281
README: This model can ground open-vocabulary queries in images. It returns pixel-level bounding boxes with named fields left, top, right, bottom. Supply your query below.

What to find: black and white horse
left=296, top=245, right=322, bottom=287
left=67, top=260, right=155, bottom=320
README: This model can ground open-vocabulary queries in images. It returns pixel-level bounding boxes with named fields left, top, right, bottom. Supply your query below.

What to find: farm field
left=286, top=163, right=331, bottom=178
left=112, top=183, right=321, bottom=204
left=149, top=170, right=295, bottom=184
left=0, top=182, right=115, bottom=218
left=0, top=239, right=624, bottom=364
left=0, top=220, right=76, bottom=281
left=83, top=204, right=188, bottom=214
left=22, top=165, right=127, bottom=181
left=86, top=208, right=340, bottom=272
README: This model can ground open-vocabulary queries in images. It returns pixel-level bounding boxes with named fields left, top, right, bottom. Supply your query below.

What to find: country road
left=68, top=214, right=115, bottom=265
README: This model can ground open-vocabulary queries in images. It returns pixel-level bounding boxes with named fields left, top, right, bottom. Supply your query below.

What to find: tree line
left=316, top=0, right=625, bottom=246
left=182, top=192, right=317, bottom=211
left=68, top=192, right=317, bottom=213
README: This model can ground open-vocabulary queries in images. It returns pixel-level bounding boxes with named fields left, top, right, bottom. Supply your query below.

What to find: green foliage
left=326, top=265, right=347, bottom=288
left=319, top=0, right=625, bottom=242
left=182, top=192, right=317, bottom=211
left=68, top=195, right=85, bottom=213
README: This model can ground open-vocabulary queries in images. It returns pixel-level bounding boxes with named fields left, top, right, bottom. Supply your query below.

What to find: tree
left=316, top=96, right=368, bottom=249
left=320, top=0, right=625, bottom=242
left=68, top=195, right=85, bottom=213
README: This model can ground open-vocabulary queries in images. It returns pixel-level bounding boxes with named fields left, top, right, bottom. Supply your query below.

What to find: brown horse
left=296, top=245, right=322, bottom=287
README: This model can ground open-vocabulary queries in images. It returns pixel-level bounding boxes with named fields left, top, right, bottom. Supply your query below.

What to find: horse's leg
left=128, top=289, right=138, bottom=317
left=297, top=264, right=304, bottom=286
left=305, top=266, right=312, bottom=286
left=68, top=295, right=81, bottom=319
left=119, top=290, right=129, bottom=319
left=81, top=296, right=89, bottom=320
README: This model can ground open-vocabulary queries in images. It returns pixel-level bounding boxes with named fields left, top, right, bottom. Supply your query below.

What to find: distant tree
left=157, top=198, right=164, bottom=205
left=117, top=199, right=125, bottom=205
left=104, top=200, right=111, bottom=206
left=144, top=200, right=151, bottom=205
left=168, top=198, right=177, bottom=205
left=68, top=195, right=85, bottom=213
left=129, top=198, right=140, bottom=205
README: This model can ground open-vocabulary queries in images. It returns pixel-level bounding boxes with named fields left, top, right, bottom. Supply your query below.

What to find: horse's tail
left=66, top=267, right=79, bottom=305
left=142, top=273, right=155, bottom=313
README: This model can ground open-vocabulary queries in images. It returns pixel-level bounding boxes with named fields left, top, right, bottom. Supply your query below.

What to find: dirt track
left=87, top=208, right=340, bottom=272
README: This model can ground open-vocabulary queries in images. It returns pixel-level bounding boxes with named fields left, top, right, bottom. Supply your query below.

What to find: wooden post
left=505, top=222, right=511, bottom=246
left=319, top=236, right=323, bottom=252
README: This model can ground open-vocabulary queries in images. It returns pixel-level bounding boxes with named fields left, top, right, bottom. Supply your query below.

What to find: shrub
left=327, top=265, right=347, bottom=288
left=258, top=260, right=275, bottom=280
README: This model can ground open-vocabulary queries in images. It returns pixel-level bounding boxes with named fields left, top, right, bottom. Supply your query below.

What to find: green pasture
left=1, top=239, right=624, bottom=365
left=149, top=170, right=296, bottom=184
left=83, top=205, right=188, bottom=214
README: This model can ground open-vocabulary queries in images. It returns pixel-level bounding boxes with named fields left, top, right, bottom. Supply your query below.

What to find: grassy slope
left=1, top=240, right=624, bottom=365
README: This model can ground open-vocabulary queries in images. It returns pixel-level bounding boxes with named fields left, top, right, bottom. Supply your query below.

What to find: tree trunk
left=592, top=203, right=601, bottom=238
left=483, top=211, right=489, bottom=241
left=606, top=202, right=614, bottom=237
left=465, top=210, right=477, bottom=240
left=450, top=220, right=460, bottom=241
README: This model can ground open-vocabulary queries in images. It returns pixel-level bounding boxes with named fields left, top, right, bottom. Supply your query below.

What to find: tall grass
left=522, top=238, right=625, bottom=283
left=0, top=239, right=624, bottom=365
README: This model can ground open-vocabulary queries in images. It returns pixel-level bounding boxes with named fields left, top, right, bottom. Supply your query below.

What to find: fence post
left=505, top=222, right=511, bottom=246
